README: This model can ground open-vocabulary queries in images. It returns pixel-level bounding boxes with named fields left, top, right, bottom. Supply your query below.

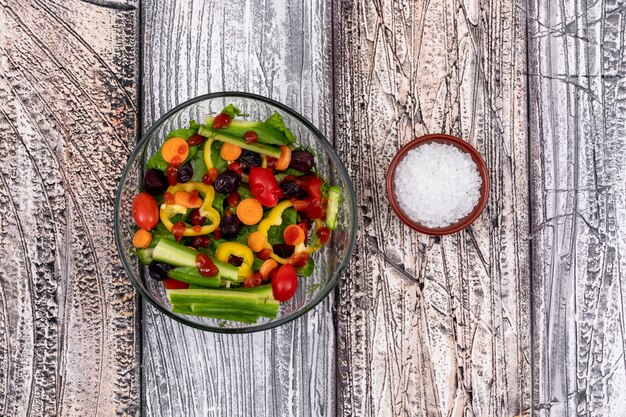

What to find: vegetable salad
left=130, top=104, right=340, bottom=324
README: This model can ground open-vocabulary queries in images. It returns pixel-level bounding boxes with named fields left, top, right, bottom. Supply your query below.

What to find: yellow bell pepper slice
left=160, top=181, right=220, bottom=236
left=256, top=201, right=324, bottom=264
left=258, top=200, right=292, bottom=236
left=215, top=242, right=254, bottom=278
left=203, top=138, right=215, bottom=169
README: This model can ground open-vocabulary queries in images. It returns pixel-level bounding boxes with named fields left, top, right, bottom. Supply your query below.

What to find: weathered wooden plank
left=528, top=0, right=626, bottom=415
left=333, top=0, right=531, bottom=415
left=141, top=1, right=335, bottom=416
left=0, top=0, right=140, bottom=415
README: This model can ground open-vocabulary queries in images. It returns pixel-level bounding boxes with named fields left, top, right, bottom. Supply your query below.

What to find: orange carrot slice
left=247, top=231, right=267, bottom=252
left=162, top=137, right=189, bottom=164
left=174, top=191, right=203, bottom=208
left=237, top=198, right=264, bottom=226
left=220, top=143, right=243, bottom=161
left=259, top=259, right=279, bottom=279
left=133, top=229, right=152, bottom=248
left=276, top=145, right=291, bottom=170
left=283, top=224, right=305, bottom=245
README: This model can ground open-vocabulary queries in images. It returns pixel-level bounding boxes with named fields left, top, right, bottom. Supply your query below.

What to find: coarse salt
left=394, top=142, right=482, bottom=228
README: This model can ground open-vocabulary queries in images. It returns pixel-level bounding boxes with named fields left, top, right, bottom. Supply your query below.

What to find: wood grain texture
left=141, top=1, right=335, bottom=416
left=528, top=0, right=626, bottom=415
left=333, top=0, right=531, bottom=415
left=0, top=0, right=140, bottom=415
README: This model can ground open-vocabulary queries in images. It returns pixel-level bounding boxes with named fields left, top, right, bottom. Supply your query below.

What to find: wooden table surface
left=2, top=0, right=625, bottom=416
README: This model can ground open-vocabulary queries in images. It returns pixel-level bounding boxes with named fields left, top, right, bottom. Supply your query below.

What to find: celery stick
left=152, top=239, right=197, bottom=267
left=166, top=289, right=259, bottom=307
left=172, top=304, right=258, bottom=323
left=190, top=299, right=278, bottom=319
left=228, top=284, right=274, bottom=300
left=167, top=267, right=221, bottom=288
left=172, top=304, right=193, bottom=315
left=190, top=305, right=262, bottom=323
left=198, top=126, right=282, bottom=158
left=153, top=240, right=239, bottom=281
left=325, top=186, right=341, bottom=230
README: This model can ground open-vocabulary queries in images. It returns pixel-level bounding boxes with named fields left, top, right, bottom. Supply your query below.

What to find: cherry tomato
left=202, top=167, right=219, bottom=185
left=297, top=222, right=309, bottom=241
left=249, top=167, right=283, bottom=207
left=190, top=209, right=207, bottom=226
left=252, top=272, right=263, bottom=286
left=187, top=134, right=205, bottom=146
left=171, top=221, right=186, bottom=242
left=162, top=278, right=189, bottom=290
left=166, top=164, right=179, bottom=186
left=271, top=264, right=298, bottom=302
left=243, top=131, right=258, bottom=144
left=196, top=253, right=219, bottom=277
left=228, top=161, right=245, bottom=175
left=289, top=252, right=309, bottom=267
left=164, top=192, right=175, bottom=204
left=132, top=192, right=159, bottom=231
left=257, top=248, right=272, bottom=260
left=290, top=198, right=309, bottom=212
left=316, top=226, right=331, bottom=244
left=300, top=175, right=324, bottom=200
left=212, top=112, right=232, bottom=129
left=228, top=191, right=241, bottom=207
left=266, top=156, right=277, bottom=170
left=191, top=236, right=211, bottom=248
left=303, top=196, right=324, bottom=219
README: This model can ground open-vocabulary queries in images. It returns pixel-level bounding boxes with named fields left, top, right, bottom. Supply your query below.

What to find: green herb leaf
left=190, top=145, right=207, bottom=181
left=267, top=208, right=297, bottom=245
left=264, top=112, right=297, bottom=144
left=212, top=192, right=226, bottom=216
left=220, top=104, right=243, bottom=119
left=211, top=140, right=229, bottom=173
left=166, top=119, right=199, bottom=140
left=234, top=224, right=259, bottom=245
left=237, top=184, right=254, bottom=200
left=146, top=145, right=198, bottom=172
left=297, top=257, right=315, bottom=277
left=252, top=256, right=264, bottom=271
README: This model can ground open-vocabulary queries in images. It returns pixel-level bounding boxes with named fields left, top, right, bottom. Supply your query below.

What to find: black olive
left=148, top=262, right=174, bottom=281
left=273, top=243, right=295, bottom=258
left=214, top=171, right=242, bottom=194
left=239, top=150, right=262, bottom=173
left=144, top=169, right=168, bottom=195
left=219, top=214, right=241, bottom=239
left=177, top=161, right=193, bottom=183
left=280, top=181, right=306, bottom=199
left=289, top=150, right=315, bottom=173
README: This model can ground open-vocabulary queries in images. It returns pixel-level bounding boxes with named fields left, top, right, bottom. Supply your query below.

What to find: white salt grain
left=394, top=142, right=482, bottom=228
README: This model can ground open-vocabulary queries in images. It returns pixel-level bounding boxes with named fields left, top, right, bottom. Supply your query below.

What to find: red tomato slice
left=162, top=278, right=189, bottom=290
left=249, top=167, right=283, bottom=207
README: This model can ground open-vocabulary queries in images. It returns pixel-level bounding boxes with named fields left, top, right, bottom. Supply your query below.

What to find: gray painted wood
left=4, top=0, right=626, bottom=416
left=141, top=1, right=336, bottom=416
left=528, top=0, right=626, bottom=415
left=333, top=0, right=531, bottom=415
left=0, top=0, right=140, bottom=416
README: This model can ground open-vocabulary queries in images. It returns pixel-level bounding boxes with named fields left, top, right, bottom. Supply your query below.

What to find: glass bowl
left=114, top=92, right=357, bottom=333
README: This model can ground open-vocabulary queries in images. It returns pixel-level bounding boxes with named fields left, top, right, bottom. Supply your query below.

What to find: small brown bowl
left=385, top=134, right=490, bottom=235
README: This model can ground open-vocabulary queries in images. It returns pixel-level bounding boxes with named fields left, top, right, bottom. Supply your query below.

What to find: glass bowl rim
left=114, top=91, right=357, bottom=333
